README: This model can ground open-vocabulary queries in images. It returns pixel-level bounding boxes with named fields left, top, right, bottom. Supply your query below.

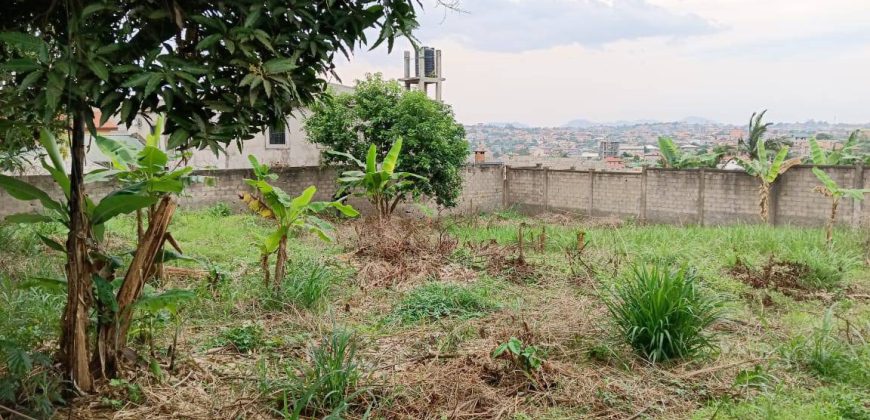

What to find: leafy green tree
left=329, top=138, right=425, bottom=220
left=0, top=0, right=418, bottom=392
left=305, top=73, right=469, bottom=208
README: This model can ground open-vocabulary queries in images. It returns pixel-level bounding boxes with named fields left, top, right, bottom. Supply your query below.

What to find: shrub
left=391, top=282, right=498, bottom=324
left=274, top=329, right=362, bottom=418
left=0, top=341, right=64, bottom=418
left=206, top=202, right=232, bottom=217
left=604, top=263, right=722, bottom=363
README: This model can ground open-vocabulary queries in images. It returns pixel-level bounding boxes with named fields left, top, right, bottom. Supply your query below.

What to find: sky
left=331, top=0, right=870, bottom=127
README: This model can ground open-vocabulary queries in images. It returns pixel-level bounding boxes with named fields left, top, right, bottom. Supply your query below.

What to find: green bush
left=273, top=329, right=362, bottom=418
left=0, top=341, right=64, bottom=418
left=605, top=263, right=722, bottom=363
left=390, top=282, right=498, bottom=324
left=206, top=202, right=232, bottom=217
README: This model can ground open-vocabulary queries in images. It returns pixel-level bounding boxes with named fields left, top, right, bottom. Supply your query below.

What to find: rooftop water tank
left=414, top=47, right=436, bottom=77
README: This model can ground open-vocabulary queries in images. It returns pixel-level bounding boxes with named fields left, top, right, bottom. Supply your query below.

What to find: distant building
left=599, top=141, right=620, bottom=158
left=604, top=156, right=625, bottom=170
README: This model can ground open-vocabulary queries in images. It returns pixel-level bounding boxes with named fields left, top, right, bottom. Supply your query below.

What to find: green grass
left=604, top=262, right=723, bottom=363
left=389, top=281, right=499, bottom=324
left=693, top=386, right=870, bottom=420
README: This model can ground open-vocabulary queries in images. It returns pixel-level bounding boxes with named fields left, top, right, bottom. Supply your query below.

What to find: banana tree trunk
left=273, top=234, right=288, bottom=291
left=61, top=112, right=95, bottom=392
left=826, top=198, right=839, bottom=246
left=758, top=182, right=771, bottom=224
left=97, top=195, right=176, bottom=376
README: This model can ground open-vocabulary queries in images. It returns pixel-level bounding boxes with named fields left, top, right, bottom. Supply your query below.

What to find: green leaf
left=808, top=137, right=826, bottom=165
left=0, top=174, right=64, bottom=214
left=1, top=58, right=39, bottom=72
left=94, top=276, right=119, bottom=314
left=765, top=147, right=789, bottom=183
left=37, top=233, right=65, bottom=252
left=507, top=337, right=522, bottom=355
left=138, top=146, right=169, bottom=171
left=42, top=159, right=70, bottom=199
left=330, top=201, right=359, bottom=217
left=365, top=144, right=377, bottom=174
left=196, top=34, right=222, bottom=50
left=91, top=194, right=157, bottom=225
left=19, top=277, right=67, bottom=293
left=263, top=227, right=285, bottom=254
left=86, top=59, right=110, bottom=81
left=5, top=213, right=54, bottom=224
left=263, top=58, right=297, bottom=74
left=290, top=186, right=316, bottom=211
left=95, top=135, right=140, bottom=169
left=167, top=129, right=190, bottom=148
left=135, top=289, right=195, bottom=314
left=382, top=137, right=403, bottom=174
left=812, top=167, right=839, bottom=192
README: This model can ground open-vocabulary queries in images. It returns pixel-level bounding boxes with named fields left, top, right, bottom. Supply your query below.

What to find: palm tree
left=739, top=140, right=802, bottom=223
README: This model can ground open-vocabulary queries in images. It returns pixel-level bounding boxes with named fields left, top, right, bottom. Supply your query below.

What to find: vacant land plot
left=1, top=208, right=868, bottom=419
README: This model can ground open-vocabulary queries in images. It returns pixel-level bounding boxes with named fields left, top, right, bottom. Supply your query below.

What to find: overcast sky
left=331, top=0, right=870, bottom=127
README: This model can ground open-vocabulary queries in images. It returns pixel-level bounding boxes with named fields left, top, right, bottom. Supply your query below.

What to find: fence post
left=543, top=166, right=550, bottom=213
left=852, top=164, right=865, bottom=227
left=588, top=169, right=595, bottom=217
left=697, top=169, right=706, bottom=226
left=502, top=165, right=509, bottom=210
left=639, top=167, right=647, bottom=222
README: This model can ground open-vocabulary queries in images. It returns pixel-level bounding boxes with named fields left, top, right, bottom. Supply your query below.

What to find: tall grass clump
left=272, top=329, right=362, bottom=418
left=605, top=263, right=722, bottom=363
left=263, top=259, right=338, bottom=311
left=390, top=282, right=498, bottom=324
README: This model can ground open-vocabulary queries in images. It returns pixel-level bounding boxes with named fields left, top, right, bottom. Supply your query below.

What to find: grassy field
left=1, top=207, right=868, bottom=419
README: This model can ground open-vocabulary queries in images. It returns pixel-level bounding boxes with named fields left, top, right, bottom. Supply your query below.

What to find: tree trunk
left=60, top=113, right=95, bottom=392
left=826, top=198, right=839, bottom=246
left=261, top=253, right=271, bottom=288
left=273, top=234, right=288, bottom=291
left=97, top=195, right=176, bottom=376
left=758, top=183, right=770, bottom=224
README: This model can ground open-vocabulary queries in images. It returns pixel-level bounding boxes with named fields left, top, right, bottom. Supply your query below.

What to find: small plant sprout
left=811, top=167, right=870, bottom=246
left=492, top=337, right=544, bottom=374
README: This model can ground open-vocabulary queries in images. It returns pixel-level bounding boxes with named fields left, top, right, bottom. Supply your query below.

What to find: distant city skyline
left=332, top=0, right=870, bottom=127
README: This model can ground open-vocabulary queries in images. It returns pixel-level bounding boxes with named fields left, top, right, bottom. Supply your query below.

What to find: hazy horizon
left=331, top=0, right=870, bottom=127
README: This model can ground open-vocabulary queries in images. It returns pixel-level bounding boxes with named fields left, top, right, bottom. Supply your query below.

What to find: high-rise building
left=599, top=141, right=620, bottom=158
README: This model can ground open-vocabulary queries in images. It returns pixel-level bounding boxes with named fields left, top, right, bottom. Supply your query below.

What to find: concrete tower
left=399, top=46, right=445, bottom=101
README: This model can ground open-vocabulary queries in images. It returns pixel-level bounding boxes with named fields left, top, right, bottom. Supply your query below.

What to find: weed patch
left=389, top=282, right=498, bottom=324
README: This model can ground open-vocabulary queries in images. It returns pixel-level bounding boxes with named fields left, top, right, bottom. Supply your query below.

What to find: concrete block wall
left=645, top=169, right=701, bottom=225
left=501, top=165, right=868, bottom=228
left=701, top=170, right=759, bottom=225
left=776, top=166, right=856, bottom=226
left=547, top=170, right=592, bottom=213
left=593, top=172, right=641, bottom=218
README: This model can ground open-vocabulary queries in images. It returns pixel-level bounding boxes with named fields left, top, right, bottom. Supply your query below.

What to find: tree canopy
left=305, top=73, right=469, bottom=207
left=0, top=0, right=420, bottom=393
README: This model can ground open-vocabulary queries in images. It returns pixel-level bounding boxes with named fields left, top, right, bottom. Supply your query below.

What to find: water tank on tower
left=414, top=47, right=437, bottom=77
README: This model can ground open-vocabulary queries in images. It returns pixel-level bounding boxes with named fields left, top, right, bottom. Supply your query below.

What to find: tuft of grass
left=272, top=329, right=362, bottom=418
left=604, top=262, right=722, bottom=363
left=265, top=260, right=338, bottom=311
left=205, top=202, right=233, bottom=217
left=693, top=385, right=870, bottom=420
left=390, top=282, right=498, bottom=324
left=215, top=324, right=264, bottom=353
left=780, top=308, right=869, bottom=386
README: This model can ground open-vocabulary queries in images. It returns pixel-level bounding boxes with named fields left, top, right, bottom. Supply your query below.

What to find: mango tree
left=811, top=168, right=870, bottom=245
left=330, top=138, right=425, bottom=221
left=0, top=1, right=418, bottom=391
left=240, top=156, right=358, bottom=289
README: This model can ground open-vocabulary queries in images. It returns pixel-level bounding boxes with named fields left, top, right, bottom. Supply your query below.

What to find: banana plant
left=328, top=137, right=425, bottom=220
left=811, top=167, right=870, bottom=245
left=241, top=158, right=358, bottom=289
left=808, top=131, right=866, bottom=166
left=738, top=140, right=802, bottom=223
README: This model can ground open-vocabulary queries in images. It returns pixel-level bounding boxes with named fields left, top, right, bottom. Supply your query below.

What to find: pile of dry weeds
left=343, top=217, right=461, bottom=288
